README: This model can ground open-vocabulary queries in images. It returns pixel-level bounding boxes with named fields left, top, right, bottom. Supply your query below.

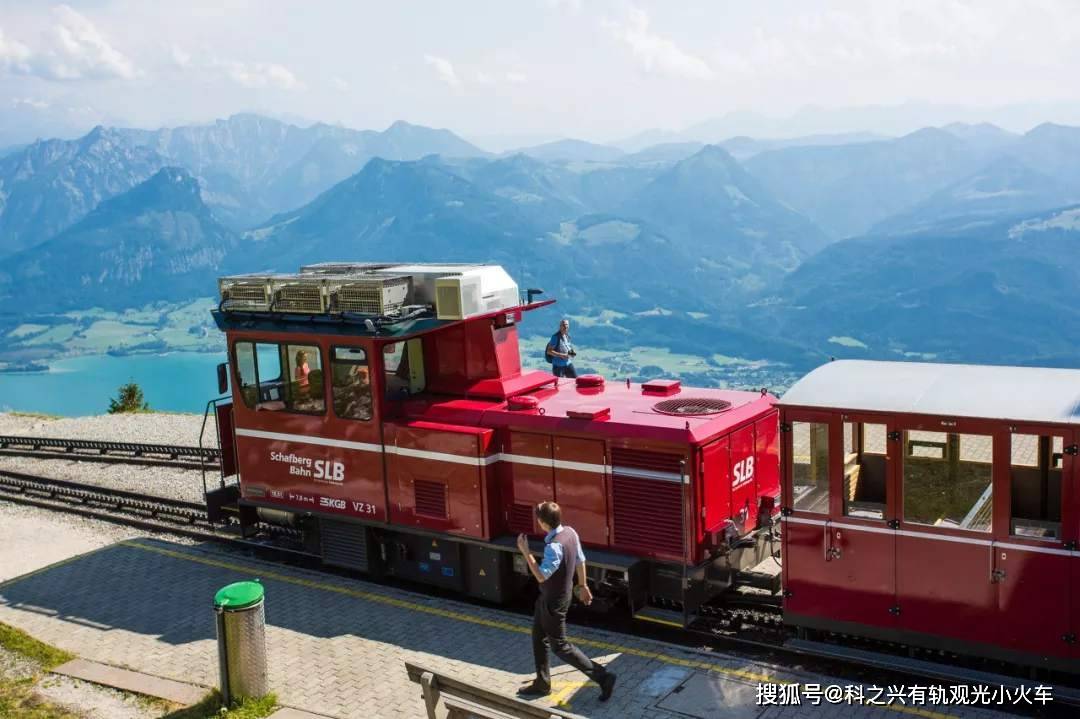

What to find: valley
left=1, top=112, right=1079, bottom=408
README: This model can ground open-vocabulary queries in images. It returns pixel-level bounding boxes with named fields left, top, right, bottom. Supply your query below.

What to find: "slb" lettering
left=732, top=456, right=754, bottom=488
left=314, top=460, right=345, bottom=482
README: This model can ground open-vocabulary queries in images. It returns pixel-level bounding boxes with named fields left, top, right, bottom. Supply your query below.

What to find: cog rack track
left=0, top=435, right=220, bottom=470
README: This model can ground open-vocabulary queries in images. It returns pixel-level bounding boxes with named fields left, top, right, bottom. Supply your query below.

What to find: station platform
left=0, top=537, right=1026, bottom=719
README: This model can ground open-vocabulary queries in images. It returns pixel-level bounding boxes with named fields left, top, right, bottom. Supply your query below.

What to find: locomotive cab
left=206, top=262, right=781, bottom=624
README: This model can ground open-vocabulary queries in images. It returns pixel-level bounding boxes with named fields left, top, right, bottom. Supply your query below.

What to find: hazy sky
left=2, top=1, right=1079, bottom=146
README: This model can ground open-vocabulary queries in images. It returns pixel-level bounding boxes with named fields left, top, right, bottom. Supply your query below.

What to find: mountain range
left=2, top=113, right=1080, bottom=372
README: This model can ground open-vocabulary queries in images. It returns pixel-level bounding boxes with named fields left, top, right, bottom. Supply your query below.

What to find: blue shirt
left=547, top=332, right=573, bottom=368
left=538, top=525, right=587, bottom=580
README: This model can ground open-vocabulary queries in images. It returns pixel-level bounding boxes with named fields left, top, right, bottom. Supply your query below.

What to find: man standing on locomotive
left=515, top=502, right=616, bottom=701
left=546, top=319, right=577, bottom=378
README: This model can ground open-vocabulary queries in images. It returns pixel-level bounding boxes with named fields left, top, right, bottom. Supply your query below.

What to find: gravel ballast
left=0, top=412, right=218, bottom=504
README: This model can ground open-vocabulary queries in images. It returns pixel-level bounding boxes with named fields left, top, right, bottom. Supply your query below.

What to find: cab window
left=232, top=341, right=325, bottom=414
left=331, top=346, right=372, bottom=420
left=382, top=339, right=426, bottom=400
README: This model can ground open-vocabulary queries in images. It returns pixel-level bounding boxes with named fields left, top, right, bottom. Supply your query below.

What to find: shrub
left=107, top=382, right=149, bottom=414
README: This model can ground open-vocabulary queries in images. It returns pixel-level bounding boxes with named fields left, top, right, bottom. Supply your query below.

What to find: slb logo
left=314, top=460, right=345, bottom=482
left=732, top=456, right=755, bottom=489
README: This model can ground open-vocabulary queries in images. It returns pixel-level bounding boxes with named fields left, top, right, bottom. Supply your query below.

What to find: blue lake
left=0, top=352, right=228, bottom=416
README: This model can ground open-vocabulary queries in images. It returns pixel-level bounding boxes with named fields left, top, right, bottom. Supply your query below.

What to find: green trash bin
left=214, top=580, right=268, bottom=704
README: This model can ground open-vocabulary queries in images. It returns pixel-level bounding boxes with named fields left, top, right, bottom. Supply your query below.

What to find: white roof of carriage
left=779, top=360, right=1080, bottom=425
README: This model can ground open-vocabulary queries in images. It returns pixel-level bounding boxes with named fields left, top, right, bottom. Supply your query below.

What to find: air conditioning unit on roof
left=435, top=266, right=518, bottom=320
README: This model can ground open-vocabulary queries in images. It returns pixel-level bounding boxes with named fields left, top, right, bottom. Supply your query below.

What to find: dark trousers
left=552, top=364, right=577, bottom=378
left=532, top=596, right=605, bottom=688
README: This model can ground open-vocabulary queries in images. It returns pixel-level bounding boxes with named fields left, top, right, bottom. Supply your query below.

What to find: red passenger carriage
left=779, top=360, right=1080, bottom=671
left=207, top=262, right=781, bottom=622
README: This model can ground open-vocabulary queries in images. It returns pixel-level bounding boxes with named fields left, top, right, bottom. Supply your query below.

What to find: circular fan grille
left=652, top=397, right=732, bottom=416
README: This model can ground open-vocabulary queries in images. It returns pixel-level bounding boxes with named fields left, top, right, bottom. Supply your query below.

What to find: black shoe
left=599, top=672, right=616, bottom=702
left=517, top=681, right=551, bottom=697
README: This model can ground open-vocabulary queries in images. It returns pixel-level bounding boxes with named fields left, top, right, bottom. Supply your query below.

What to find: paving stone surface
left=0, top=537, right=1037, bottom=719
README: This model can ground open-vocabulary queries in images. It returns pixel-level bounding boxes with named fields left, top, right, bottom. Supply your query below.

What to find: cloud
left=0, top=6, right=136, bottom=81
left=11, top=96, right=49, bottom=110
left=605, top=8, right=713, bottom=80
left=331, top=76, right=349, bottom=91
left=223, top=61, right=300, bottom=90
left=505, top=71, right=527, bottom=84
left=170, top=44, right=192, bottom=69
left=424, top=54, right=461, bottom=89
left=0, top=27, right=32, bottom=74
left=543, top=0, right=582, bottom=13
left=32, top=5, right=137, bottom=80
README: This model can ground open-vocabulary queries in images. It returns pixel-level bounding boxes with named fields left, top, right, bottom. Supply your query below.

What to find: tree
left=108, top=382, right=149, bottom=414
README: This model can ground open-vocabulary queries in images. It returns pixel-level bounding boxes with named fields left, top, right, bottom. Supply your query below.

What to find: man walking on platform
left=515, top=501, right=616, bottom=701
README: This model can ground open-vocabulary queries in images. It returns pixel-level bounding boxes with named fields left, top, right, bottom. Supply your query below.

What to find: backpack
left=545, top=334, right=557, bottom=364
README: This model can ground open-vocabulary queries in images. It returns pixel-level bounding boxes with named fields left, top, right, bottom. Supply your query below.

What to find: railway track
left=0, top=435, right=220, bottom=470
left=0, top=467, right=309, bottom=556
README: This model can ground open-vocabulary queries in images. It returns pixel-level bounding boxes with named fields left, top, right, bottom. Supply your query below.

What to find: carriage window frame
left=231, top=340, right=326, bottom=416
left=1009, top=433, right=1063, bottom=540
left=901, top=429, right=993, bottom=533
left=330, top=345, right=373, bottom=421
left=843, top=421, right=887, bottom=521
left=790, top=420, right=830, bottom=514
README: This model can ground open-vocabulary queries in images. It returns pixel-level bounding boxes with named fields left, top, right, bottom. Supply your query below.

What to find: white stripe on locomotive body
left=235, top=428, right=612, bottom=474
left=783, top=515, right=1078, bottom=557
left=610, top=465, right=684, bottom=483
left=235, top=428, right=382, bottom=453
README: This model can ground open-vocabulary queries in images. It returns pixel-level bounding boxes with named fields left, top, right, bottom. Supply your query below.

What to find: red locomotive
left=207, top=263, right=780, bottom=623
left=205, top=262, right=1080, bottom=675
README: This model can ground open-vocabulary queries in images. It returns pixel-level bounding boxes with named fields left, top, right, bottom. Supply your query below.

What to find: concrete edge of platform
left=52, top=657, right=208, bottom=706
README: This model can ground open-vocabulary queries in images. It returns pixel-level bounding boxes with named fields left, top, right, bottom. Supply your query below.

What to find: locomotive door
left=994, top=426, right=1073, bottom=661
left=552, top=437, right=609, bottom=547
left=504, top=431, right=554, bottom=535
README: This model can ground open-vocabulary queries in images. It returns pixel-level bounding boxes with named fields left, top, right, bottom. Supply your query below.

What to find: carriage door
left=828, top=415, right=898, bottom=628
left=781, top=411, right=837, bottom=621
left=995, top=427, right=1073, bottom=661
left=895, top=421, right=998, bottom=648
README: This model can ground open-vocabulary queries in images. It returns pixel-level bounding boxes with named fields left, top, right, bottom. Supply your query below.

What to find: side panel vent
left=509, top=502, right=535, bottom=533
left=320, top=519, right=369, bottom=571
left=436, top=283, right=464, bottom=320
left=612, top=474, right=683, bottom=557
left=611, top=448, right=684, bottom=475
left=414, top=479, right=448, bottom=518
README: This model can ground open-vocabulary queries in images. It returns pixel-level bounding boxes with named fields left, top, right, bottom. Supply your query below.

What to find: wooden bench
left=404, top=662, right=589, bottom=719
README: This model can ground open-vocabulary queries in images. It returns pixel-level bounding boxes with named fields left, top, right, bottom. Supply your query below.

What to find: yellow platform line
left=115, top=540, right=962, bottom=719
